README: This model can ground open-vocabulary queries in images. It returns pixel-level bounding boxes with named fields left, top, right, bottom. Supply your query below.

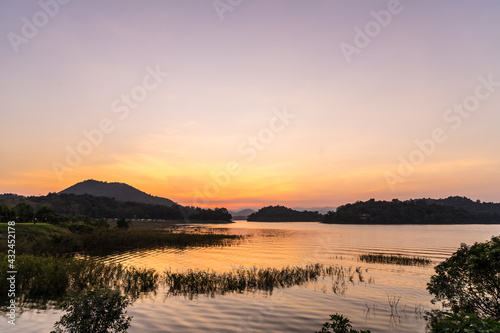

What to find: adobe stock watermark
left=191, top=107, right=295, bottom=207
left=340, top=0, right=407, bottom=64
left=385, top=74, right=499, bottom=191
left=213, top=0, right=243, bottom=21
left=52, top=65, right=168, bottom=181
left=7, top=0, right=72, bottom=54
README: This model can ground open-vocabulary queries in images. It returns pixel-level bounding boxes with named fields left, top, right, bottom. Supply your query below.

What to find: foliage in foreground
left=427, top=235, right=500, bottom=320
left=426, top=311, right=500, bottom=333
left=315, top=313, right=371, bottom=333
left=52, top=286, right=132, bottom=333
left=359, top=253, right=432, bottom=266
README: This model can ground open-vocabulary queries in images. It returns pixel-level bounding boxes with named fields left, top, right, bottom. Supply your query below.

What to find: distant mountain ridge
left=60, top=179, right=176, bottom=206
left=230, top=209, right=256, bottom=220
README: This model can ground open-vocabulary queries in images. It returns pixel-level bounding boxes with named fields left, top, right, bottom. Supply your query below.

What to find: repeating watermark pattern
left=191, top=107, right=295, bottom=207
left=6, top=221, right=17, bottom=325
left=7, top=0, right=72, bottom=54
left=213, top=0, right=243, bottom=21
left=52, top=65, right=168, bottom=181
left=340, top=0, right=406, bottom=64
left=385, top=74, right=499, bottom=191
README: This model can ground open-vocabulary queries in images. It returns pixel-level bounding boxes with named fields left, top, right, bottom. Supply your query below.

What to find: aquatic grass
left=358, top=253, right=432, bottom=266
left=0, top=254, right=160, bottom=307
left=164, top=263, right=369, bottom=298
left=121, top=267, right=159, bottom=295
left=387, top=293, right=401, bottom=316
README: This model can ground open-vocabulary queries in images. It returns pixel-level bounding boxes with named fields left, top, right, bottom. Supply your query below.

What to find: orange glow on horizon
left=4, top=154, right=498, bottom=210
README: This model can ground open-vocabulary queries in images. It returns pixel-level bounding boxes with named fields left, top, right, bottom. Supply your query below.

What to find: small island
left=323, top=198, right=500, bottom=224
left=247, top=205, right=323, bottom=222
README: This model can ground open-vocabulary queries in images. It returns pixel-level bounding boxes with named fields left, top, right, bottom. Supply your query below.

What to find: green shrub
left=427, top=235, right=500, bottom=320
left=66, top=223, right=95, bottom=234
left=52, top=287, right=132, bottom=333
left=116, top=218, right=130, bottom=229
left=426, top=311, right=500, bottom=333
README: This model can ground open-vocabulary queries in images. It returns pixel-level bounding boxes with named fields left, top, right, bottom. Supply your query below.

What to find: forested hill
left=60, top=179, right=176, bottom=206
left=323, top=199, right=500, bottom=224
left=425, top=196, right=500, bottom=215
left=247, top=205, right=323, bottom=222
left=0, top=193, right=231, bottom=223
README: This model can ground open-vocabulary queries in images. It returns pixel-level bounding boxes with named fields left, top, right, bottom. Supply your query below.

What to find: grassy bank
left=0, top=223, right=242, bottom=255
left=82, top=227, right=241, bottom=254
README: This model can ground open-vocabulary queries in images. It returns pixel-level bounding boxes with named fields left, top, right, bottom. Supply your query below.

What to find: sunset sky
left=1, top=0, right=499, bottom=209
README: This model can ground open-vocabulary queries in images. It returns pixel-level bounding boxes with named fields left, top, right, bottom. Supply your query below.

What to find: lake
left=3, top=222, right=500, bottom=332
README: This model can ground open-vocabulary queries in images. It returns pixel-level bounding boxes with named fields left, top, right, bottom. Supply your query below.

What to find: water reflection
left=3, top=223, right=500, bottom=333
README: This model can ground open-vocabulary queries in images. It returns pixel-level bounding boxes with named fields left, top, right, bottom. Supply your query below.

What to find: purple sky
left=1, top=0, right=499, bottom=208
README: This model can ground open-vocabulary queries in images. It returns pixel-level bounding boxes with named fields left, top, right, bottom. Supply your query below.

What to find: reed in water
left=358, top=253, right=432, bottom=266
left=164, top=263, right=370, bottom=297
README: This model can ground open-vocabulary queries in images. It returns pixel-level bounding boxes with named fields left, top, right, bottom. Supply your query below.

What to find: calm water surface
left=4, top=222, right=500, bottom=333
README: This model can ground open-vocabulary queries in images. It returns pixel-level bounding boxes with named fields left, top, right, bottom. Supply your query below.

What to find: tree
left=426, top=311, right=500, bottom=333
left=427, top=235, right=500, bottom=320
left=14, top=202, right=35, bottom=222
left=52, top=287, right=132, bottom=333
left=0, top=204, right=14, bottom=222
left=35, top=205, right=59, bottom=223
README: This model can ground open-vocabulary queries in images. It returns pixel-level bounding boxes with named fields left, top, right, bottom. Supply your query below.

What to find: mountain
left=59, top=179, right=176, bottom=206
left=247, top=205, right=323, bottom=222
left=230, top=209, right=256, bottom=220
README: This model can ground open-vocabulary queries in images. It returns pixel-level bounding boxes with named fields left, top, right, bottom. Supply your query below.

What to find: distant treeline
left=0, top=193, right=231, bottom=223
left=247, top=205, right=323, bottom=222
left=425, top=196, right=500, bottom=215
left=323, top=199, right=500, bottom=224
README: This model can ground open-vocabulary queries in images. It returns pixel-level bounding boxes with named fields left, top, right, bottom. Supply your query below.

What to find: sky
left=1, top=0, right=499, bottom=209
